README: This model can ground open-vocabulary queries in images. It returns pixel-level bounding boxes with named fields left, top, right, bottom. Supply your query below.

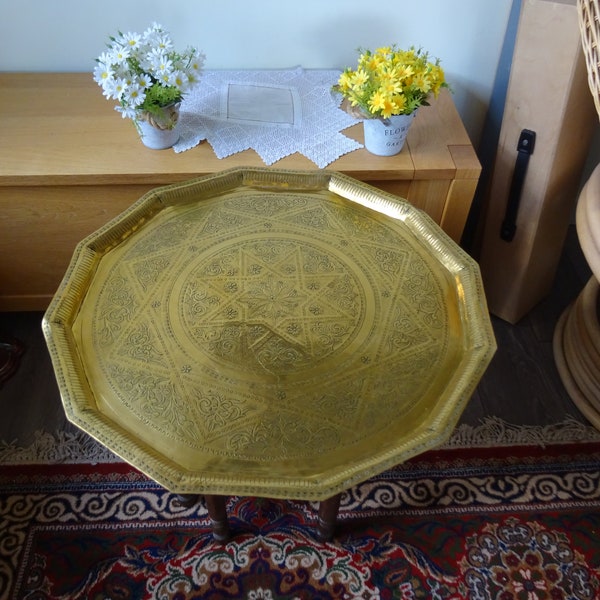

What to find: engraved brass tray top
left=43, top=168, right=495, bottom=500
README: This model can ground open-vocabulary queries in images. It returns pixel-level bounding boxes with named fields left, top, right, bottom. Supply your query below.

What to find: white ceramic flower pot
left=138, top=121, right=180, bottom=150
left=363, top=112, right=416, bottom=156
left=137, top=103, right=181, bottom=150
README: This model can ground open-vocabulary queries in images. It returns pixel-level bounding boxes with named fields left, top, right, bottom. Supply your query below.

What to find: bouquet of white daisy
left=93, top=23, right=204, bottom=130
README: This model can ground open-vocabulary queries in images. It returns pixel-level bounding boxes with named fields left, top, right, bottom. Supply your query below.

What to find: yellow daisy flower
left=335, top=44, right=449, bottom=119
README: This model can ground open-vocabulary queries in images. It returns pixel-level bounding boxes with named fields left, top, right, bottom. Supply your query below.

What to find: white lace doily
left=174, top=67, right=363, bottom=167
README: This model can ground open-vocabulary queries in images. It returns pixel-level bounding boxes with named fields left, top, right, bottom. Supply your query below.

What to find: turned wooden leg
left=316, top=493, right=342, bottom=542
left=205, top=494, right=230, bottom=542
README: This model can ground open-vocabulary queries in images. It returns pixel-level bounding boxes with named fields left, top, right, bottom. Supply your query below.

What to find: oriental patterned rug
left=3, top=441, right=600, bottom=599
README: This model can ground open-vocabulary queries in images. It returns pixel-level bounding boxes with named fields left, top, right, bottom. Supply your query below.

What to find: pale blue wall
left=0, top=0, right=513, bottom=146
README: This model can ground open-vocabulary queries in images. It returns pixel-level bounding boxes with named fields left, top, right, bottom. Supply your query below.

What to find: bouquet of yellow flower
left=335, top=45, right=448, bottom=121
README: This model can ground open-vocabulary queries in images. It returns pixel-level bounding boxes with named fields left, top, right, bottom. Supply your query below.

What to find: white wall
left=0, top=0, right=514, bottom=146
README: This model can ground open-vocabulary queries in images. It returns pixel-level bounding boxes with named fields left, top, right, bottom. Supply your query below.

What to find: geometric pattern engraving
left=42, top=170, right=497, bottom=499
left=78, top=188, right=457, bottom=464
left=180, top=238, right=362, bottom=374
left=106, top=363, right=195, bottom=442
left=95, top=268, right=139, bottom=348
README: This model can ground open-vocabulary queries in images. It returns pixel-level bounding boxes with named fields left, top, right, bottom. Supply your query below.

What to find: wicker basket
left=578, top=0, right=600, bottom=119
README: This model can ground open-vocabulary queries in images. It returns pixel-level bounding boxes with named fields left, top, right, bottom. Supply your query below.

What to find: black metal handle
left=500, top=129, right=536, bottom=241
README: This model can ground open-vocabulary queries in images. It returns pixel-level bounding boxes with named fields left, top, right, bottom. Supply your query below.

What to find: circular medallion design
left=176, top=235, right=367, bottom=378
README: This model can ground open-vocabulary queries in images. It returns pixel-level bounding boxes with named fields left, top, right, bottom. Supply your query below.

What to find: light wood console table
left=0, top=72, right=480, bottom=311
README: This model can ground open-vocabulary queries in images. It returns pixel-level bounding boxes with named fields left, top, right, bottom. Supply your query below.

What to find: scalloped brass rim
left=43, top=167, right=496, bottom=500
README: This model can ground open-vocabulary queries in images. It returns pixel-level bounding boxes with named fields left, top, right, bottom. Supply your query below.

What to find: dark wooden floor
left=463, top=225, right=592, bottom=427
left=0, top=225, right=593, bottom=447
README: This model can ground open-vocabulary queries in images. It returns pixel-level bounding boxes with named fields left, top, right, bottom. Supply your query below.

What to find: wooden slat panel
left=478, top=0, right=597, bottom=323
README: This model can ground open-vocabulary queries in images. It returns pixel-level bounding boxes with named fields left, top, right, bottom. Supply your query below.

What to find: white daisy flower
left=110, top=44, right=130, bottom=65
left=122, top=31, right=141, bottom=49
left=92, top=63, right=113, bottom=87
left=123, top=83, right=146, bottom=107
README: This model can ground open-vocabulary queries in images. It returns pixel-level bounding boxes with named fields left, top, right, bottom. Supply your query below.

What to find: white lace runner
left=174, top=67, right=363, bottom=167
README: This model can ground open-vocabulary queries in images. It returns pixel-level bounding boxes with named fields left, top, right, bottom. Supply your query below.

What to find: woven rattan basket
left=578, top=0, right=600, bottom=119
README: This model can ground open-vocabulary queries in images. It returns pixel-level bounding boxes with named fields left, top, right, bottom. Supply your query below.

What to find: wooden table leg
left=173, top=494, right=200, bottom=508
left=316, top=493, right=342, bottom=542
left=205, top=494, right=230, bottom=542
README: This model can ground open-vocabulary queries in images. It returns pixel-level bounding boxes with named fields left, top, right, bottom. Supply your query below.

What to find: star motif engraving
left=239, top=277, right=305, bottom=323
left=181, top=239, right=362, bottom=368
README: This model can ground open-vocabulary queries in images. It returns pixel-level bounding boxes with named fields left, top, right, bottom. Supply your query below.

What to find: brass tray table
left=43, top=168, right=495, bottom=541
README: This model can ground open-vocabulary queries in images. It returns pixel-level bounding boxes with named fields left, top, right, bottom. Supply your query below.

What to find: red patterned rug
left=3, top=442, right=600, bottom=599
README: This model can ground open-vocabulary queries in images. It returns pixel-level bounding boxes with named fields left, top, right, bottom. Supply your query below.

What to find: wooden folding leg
left=316, top=493, right=342, bottom=542
left=205, top=494, right=230, bottom=542
left=173, top=494, right=200, bottom=508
